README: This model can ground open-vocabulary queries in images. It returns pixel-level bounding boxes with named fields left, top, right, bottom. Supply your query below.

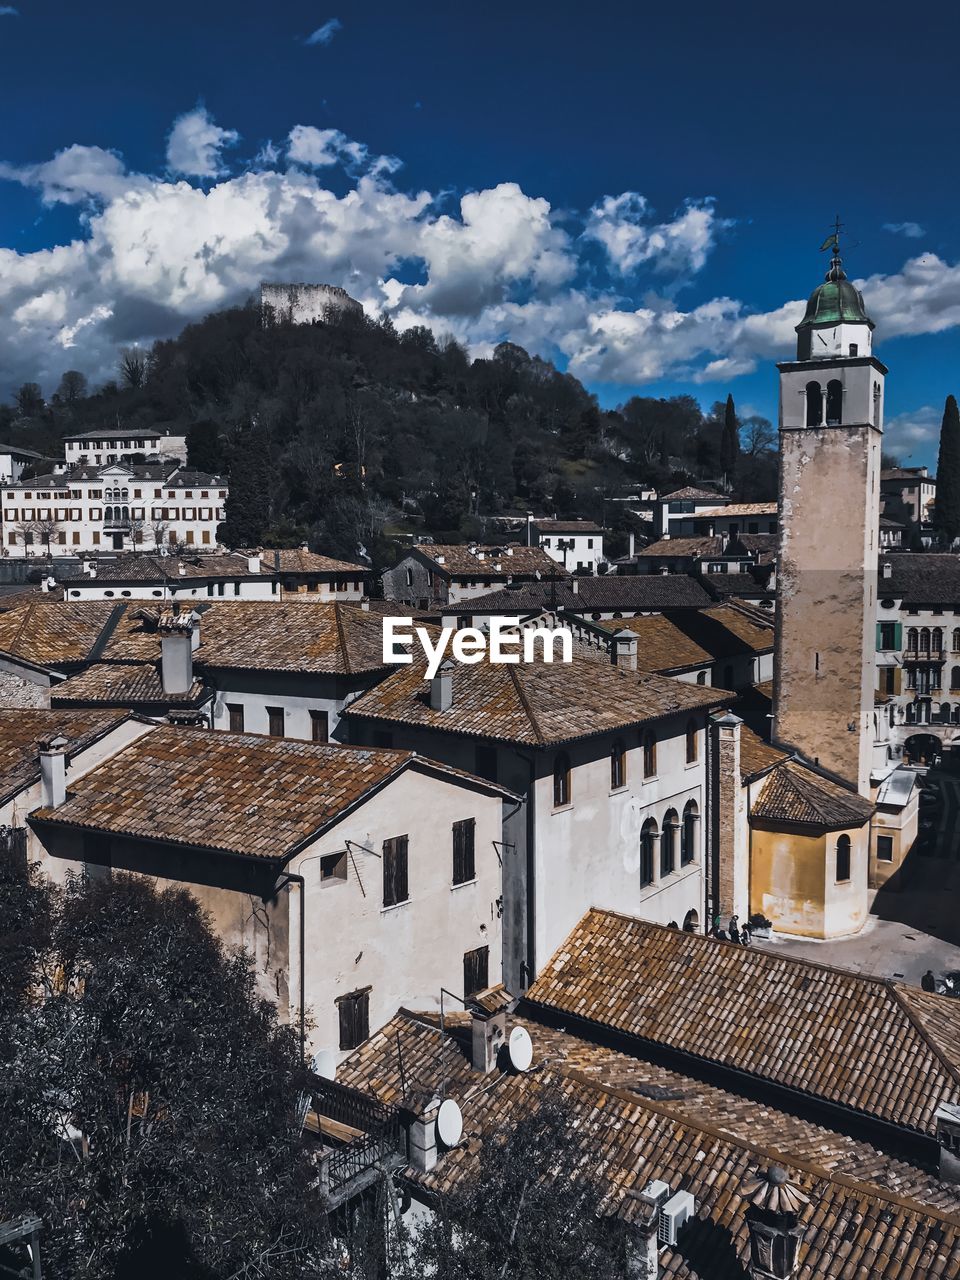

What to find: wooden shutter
left=464, top=946, right=489, bottom=998
left=453, top=819, right=476, bottom=884
left=383, top=835, right=409, bottom=906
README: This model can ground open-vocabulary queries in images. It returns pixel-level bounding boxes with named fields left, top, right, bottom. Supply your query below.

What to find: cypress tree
left=935, top=395, right=960, bottom=547
left=720, top=393, right=740, bottom=487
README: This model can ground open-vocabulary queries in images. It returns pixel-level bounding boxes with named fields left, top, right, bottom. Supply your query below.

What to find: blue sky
left=1, top=0, right=958, bottom=464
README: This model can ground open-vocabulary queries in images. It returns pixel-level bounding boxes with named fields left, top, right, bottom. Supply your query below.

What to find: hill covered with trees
left=1, top=303, right=779, bottom=567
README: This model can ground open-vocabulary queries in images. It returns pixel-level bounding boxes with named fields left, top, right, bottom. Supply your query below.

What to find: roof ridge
left=507, top=663, right=545, bottom=745
left=559, top=1067, right=960, bottom=1228
left=9, top=601, right=37, bottom=656
left=333, top=601, right=351, bottom=675
left=889, top=983, right=960, bottom=1095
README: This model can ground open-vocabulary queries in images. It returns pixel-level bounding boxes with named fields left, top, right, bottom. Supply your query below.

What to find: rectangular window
left=227, top=704, right=244, bottom=733
left=463, top=945, right=489, bottom=999
left=452, top=818, right=476, bottom=885
left=337, top=988, right=370, bottom=1050
left=877, top=835, right=894, bottom=863
left=320, top=851, right=348, bottom=883
left=643, top=733, right=657, bottom=778
left=382, top=834, right=409, bottom=907
left=202, top=531, right=211, bottom=545
left=266, top=706, right=285, bottom=737
left=310, top=709, right=329, bottom=743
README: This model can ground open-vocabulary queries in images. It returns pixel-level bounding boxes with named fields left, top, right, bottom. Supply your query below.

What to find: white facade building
left=0, top=441, right=46, bottom=484
left=2, top=463, right=227, bottom=557
left=63, top=428, right=187, bottom=467
left=531, top=520, right=605, bottom=574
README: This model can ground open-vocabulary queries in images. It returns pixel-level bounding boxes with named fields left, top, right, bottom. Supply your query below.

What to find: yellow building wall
left=750, top=822, right=870, bottom=939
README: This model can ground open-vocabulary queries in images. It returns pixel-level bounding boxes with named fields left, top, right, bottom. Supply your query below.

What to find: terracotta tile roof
left=532, top=519, right=604, bottom=534
left=660, top=486, right=729, bottom=502
left=594, top=614, right=712, bottom=671
left=339, top=1009, right=960, bottom=1215
left=340, top=1012, right=960, bottom=1277
left=527, top=910, right=960, bottom=1139
left=882, top=469, right=936, bottom=484
left=692, top=502, right=778, bottom=518
left=878, top=554, right=960, bottom=606
left=346, top=654, right=729, bottom=747
left=31, top=725, right=516, bottom=860
left=412, top=543, right=562, bottom=578
left=697, top=604, right=774, bottom=654
left=739, top=724, right=790, bottom=780
left=752, top=759, right=874, bottom=828
left=637, top=536, right=725, bottom=558
left=446, top=574, right=715, bottom=613
left=0, top=708, right=131, bottom=803
left=265, top=548, right=368, bottom=575
left=50, top=662, right=208, bottom=709
left=0, top=601, right=389, bottom=675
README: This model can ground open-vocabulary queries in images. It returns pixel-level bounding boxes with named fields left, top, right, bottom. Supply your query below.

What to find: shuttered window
left=463, top=946, right=489, bottom=998
left=310, top=709, right=329, bottom=743
left=227, top=704, right=244, bottom=733
left=266, top=706, right=284, bottom=738
left=383, top=835, right=409, bottom=907
left=337, top=988, right=370, bottom=1050
left=452, top=818, right=476, bottom=885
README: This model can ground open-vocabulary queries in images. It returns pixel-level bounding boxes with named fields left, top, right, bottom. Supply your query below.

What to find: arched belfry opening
left=805, top=381, right=822, bottom=426
left=826, top=379, right=843, bottom=425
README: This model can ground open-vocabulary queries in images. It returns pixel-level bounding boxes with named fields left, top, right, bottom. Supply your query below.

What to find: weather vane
left=819, top=215, right=843, bottom=255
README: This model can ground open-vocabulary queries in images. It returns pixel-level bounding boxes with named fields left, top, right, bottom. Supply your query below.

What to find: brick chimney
left=429, top=659, right=454, bottom=712
left=611, top=629, right=638, bottom=671
left=742, top=1166, right=810, bottom=1279
left=39, top=734, right=69, bottom=809
left=711, top=711, right=748, bottom=923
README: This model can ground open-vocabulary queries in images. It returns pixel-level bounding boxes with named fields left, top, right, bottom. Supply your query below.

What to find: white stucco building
left=2, top=462, right=227, bottom=557
left=530, top=519, right=605, bottom=574
left=63, top=427, right=187, bottom=467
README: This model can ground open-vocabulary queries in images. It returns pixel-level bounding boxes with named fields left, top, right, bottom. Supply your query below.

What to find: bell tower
left=772, top=229, right=885, bottom=797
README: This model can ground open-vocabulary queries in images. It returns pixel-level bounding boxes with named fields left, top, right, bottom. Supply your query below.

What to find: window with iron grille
left=463, top=946, right=489, bottom=998
left=266, top=706, right=285, bottom=738
left=452, top=818, right=476, bottom=885
left=310, top=709, right=329, bottom=743
left=227, top=703, right=244, bottom=733
left=383, top=835, right=409, bottom=907
left=337, top=988, right=370, bottom=1050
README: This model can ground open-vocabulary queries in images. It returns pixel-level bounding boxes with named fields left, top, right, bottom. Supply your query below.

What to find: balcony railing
left=903, top=648, right=946, bottom=663
left=304, top=1075, right=404, bottom=1208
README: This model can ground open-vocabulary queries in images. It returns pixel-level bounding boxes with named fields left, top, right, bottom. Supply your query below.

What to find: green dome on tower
left=796, top=254, right=874, bottom=333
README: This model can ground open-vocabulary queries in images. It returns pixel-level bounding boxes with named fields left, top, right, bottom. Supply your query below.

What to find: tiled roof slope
left=594, top=614, right=712, bottom=671
left=531, top=519, right=604, bottom=533
left=637, top=536, right=724, bottom=558
left=445, top=574, right=715, bottom=613
left=346, top=655, right=729, bottom=746
left=879, top=554, right=960, bottom=606
left=50, top=663, right=207, bottom=709
left=266, top=548, right=368, bottom=575
left=739, top=724, right=790, bottom=781
left=413, top=543, right=562, bottom=578
left=692, top=502, right=778, bottom=518
left=753, top=759, right=874, bottom=828
left=660, top=486, right=728, bottom=501
left=526, top=910, right=960, bottom=1139
left=0, top=601, right=388, bottom=675
left=31, top=726, right=515, bottom=860
left=0, top=708, right=130, bottom=803
left=340, top=1014, right=960, bottom=1278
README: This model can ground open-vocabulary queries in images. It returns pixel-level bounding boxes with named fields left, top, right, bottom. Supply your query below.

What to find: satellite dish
left=437, top=1097, right=463, bottom=1148
left=508, top=1025, right=533, bottom=1073
left=312, top=1050, right=337, bottom=1081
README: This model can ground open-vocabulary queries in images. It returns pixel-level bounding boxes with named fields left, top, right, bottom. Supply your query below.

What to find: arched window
left=681, top=800, right=699, bottom=865
left=805, top=381, right=823, bottom=426
left=906, top=703, right=916, bottom=724
left=661, top=810, right=679, bottom=877
left=836, top=834, right=851, bottom=883
left=696, top=670, right=707, bottom=685
left=553, top=753, right=571, bottom=808
left=610, top=739, right=626, bottom=790
left=941, top=702, right=952, bottom=723
left=682, top=908, right=699, bottom=933
left=685, top=718, right=698, bottom=764
left=952, top=628, right=960, bottom=652
left=640, top=819, right=658, bottom=887
left=826, top=379, right=843, bottom=425
left=907, top=628, right=918, bottom=653
left=920, top=628, right=931, bottom=654
left=121, top=488, right=129, bottom=499
left=642, top=731, right=657, bottom=779
left=933, top=628, right=943, bottom=654
left=873, top=382, right=881, bottom=428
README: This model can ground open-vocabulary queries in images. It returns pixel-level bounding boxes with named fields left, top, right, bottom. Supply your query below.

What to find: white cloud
left=884, top=222, right=925, bottom=239
left=305, top=17, right=341, bottom=45
left=0, top=6, right=19, bottom=14
left=883, top=404, right=943, bottom=458
left=584, top=194, right=729, bottom=276
left=166, top=107, right=239, bottom=178
left=2, top=111, right=960, bottom=401
left=287, top=125, right=367, bottom=170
